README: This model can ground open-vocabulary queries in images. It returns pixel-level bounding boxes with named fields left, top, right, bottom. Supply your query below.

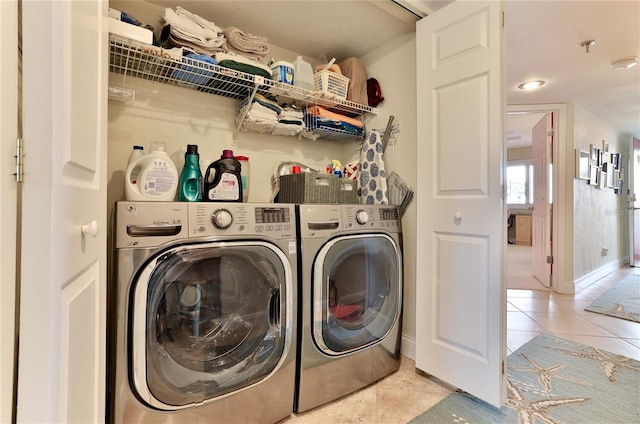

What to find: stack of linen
left=162, top=6, right=226, bottom=56
left=162, top=6, right=271, bottom=78
left=238, top=94, right=304, bottom=136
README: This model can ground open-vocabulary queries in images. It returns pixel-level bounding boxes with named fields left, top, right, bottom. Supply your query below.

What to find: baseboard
left=574, top=258, right=628, bottom=292
left=400, top=334, right=415, bottom=360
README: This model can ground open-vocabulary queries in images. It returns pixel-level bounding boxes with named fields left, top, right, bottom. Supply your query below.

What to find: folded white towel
left=175, top=6, right=222, bottom=34
left=162, top=8, right=225, bottom=50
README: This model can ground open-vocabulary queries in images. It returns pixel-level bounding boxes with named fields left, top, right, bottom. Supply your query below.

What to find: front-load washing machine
left=110, top=202, right=297, bottom=423
left=295, top=204, right=403, bottom=413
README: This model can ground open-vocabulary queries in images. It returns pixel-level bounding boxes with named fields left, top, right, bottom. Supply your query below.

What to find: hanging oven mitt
left=358, top=129, right=388, bottom=204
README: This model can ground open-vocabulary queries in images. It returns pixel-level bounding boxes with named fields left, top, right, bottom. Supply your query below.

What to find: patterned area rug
left=409, top=334, right=640, bottom=424
left=584, top=274, right=640, bottom=323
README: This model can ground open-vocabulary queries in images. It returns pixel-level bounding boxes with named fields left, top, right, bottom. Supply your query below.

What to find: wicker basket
left=340, top=179, right=359, bottom=204
left=277, top=172, right=340, bottom=204
left=314, top=70, right=349, bottom=100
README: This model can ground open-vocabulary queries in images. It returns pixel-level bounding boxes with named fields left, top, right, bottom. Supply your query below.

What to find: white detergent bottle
left=125, top=141, right=178, bottom=201
left=293, top=55, right=314, bottom=90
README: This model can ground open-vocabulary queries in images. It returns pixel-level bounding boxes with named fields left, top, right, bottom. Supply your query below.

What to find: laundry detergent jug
left=203, top=150, right=242, bottom=202
left=125, top=141, right=178, bottom=201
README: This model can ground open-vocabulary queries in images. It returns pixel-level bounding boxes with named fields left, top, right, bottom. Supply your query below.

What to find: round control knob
left=355, top=210, right=369, bottom=225
left=212, top=209, right=233, bottom=229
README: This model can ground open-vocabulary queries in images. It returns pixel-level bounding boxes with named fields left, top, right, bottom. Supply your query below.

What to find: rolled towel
left=222, top=27, right=270, bottom=62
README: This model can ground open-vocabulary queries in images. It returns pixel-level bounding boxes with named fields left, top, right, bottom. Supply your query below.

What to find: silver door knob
left=81, top=220, right=99, bottom=238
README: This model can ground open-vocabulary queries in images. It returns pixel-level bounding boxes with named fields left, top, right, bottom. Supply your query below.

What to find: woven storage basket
left=314, top=70, right=349, bottom=100
left=278, top=172, right=340, bottom=204
left=339, top=179, right=359, bottom=204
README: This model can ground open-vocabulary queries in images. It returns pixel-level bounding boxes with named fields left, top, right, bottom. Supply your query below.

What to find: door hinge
left=14, top=138, right=23, bottom=183
left=502, top=12, right=505, bottom=28
left=502, top=359, right=505, bottom=375
left=547, top=129, right=555, bottom=137
left=546, top=255, right=553, bottom=264
left=549, top=274, right=553, bottom=287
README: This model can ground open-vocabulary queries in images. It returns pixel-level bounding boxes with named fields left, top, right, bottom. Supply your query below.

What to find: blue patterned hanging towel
left=358, top=129, right=389, bottom=204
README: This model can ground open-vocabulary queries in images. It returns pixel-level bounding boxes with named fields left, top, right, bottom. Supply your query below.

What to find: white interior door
left=415, top=0, right=506, bottom=407
left=19, top=1, right=107, bottom=422
left=630, top=137, right=640, bottom=266
left=0, top=1, right=18, bottom=422
left=531, top=113, right=552, bottom=286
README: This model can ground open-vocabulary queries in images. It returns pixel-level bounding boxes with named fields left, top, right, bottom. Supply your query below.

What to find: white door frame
left=507, top=103, right=571, bottom=294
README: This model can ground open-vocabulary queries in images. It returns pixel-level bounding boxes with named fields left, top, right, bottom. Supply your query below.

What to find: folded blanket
left=215, top=52, right=272, bottom=78
left=305, top=105, right=364, bottom=128
left=168, top=34, right=226, bottom=56
left=222, top=27, right=270, bottom=63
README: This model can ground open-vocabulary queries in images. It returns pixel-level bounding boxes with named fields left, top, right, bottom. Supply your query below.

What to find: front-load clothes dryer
left=295, top=204, right=403, bottom=413
left=110, top=202, right=297, bottom=423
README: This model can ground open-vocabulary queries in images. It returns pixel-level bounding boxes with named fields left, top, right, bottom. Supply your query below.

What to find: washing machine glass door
left=131, top=241, right=291, bottom=410
left=312, top=234, right=401, bottom=355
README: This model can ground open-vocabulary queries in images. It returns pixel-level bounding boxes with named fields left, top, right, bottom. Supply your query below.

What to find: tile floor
left=281, top=266, right=640, bottom=423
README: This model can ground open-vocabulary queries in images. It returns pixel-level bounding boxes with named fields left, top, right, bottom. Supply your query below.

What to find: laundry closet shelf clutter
left=108, top=34, right=378, bottom=141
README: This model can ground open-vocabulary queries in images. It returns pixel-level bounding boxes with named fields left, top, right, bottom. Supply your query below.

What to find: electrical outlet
left=602, top=246, right=609, bottom=256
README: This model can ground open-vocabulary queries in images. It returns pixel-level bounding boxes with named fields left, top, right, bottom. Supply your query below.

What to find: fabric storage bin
left=340, top=179, right=359, bottom=204
left=278, top=172, right=340, bottom=203
left=314, top=70, right=349, bottom=100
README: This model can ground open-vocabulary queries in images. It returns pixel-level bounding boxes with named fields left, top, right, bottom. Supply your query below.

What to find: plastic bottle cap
left=221, top=149, right=234, bottom=159
left=292, top=165, right=301, bottom=174
left=133, top=145, right=143, bottom=150
left=186, top=144, right=198, bottom=154
left=235, top=155, right=249, bottom=161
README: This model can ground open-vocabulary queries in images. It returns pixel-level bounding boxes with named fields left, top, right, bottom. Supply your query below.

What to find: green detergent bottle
left=178, top=144, right=203, bottom=202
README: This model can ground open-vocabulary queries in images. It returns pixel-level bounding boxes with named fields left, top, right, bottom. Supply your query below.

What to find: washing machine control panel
left=188, top=203, right=295, bottom=239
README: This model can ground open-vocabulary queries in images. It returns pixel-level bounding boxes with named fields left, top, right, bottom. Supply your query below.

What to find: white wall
left=107, top=74, right=347, bottom=207
left=360, top=33, right=417, bottom=353
left=573, top=104, right=629, bottom=280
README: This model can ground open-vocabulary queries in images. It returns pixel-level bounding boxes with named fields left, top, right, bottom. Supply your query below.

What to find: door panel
left=532, top=113, right=552, bottom=286
left=630, top=137, right=640, bottom=266
left=19, top=1, right=107, bottom=422
left=416, top=0, right=505, bottom=407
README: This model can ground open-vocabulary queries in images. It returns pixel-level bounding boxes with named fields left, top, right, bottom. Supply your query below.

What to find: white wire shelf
left=108, top=34, right=377, bottom=119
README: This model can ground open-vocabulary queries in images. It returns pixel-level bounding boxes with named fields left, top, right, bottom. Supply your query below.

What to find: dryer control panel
left=188, top=203, right=295, bottom=239
left=342, top=205, right=401, bottom=233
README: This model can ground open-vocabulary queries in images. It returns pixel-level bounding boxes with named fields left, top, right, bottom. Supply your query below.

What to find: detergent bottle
left=178, top=144, right=203, bottom=202
left=203, top=150, right=243, bottom=202
left=235, top=155, right=250, bottom=202
left=127, top=145, right=145, bottom=184
left=125, top=141, right=178, bottom=201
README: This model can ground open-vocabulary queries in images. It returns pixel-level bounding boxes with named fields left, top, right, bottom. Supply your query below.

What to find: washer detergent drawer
left=312, top=234, right=402, bottom=355
left=130, top=241, right=292, bottom=410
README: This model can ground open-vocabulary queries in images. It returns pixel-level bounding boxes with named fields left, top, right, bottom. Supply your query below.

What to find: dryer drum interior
left=138, top=243, right=286, bottom=407
left=316, top=236, right=399, bottom=353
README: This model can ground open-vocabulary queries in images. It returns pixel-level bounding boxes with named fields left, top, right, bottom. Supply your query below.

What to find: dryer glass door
left=131, top=241, right=291, bottom=409
left=313, top=234, right=401, bottom=354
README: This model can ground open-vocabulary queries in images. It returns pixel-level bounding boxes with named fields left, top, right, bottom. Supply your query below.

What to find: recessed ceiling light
left=517, top=80, right=546, bottom=90
left=611, top=57, right=638, bottom=70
